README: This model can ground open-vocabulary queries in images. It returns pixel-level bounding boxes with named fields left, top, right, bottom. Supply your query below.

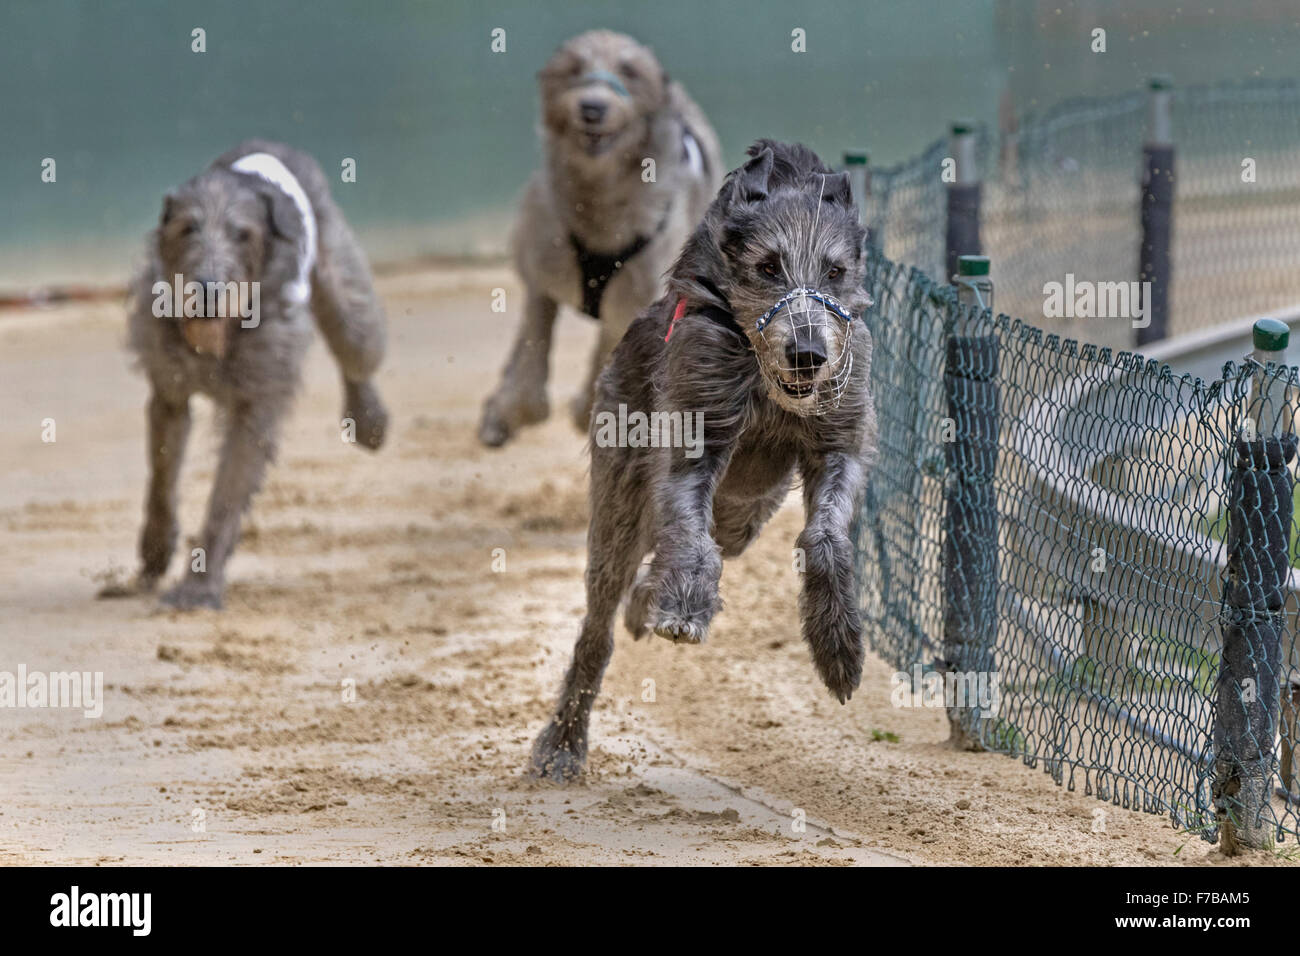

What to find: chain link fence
left=864, top=79, right=1300, bottom=351
left=856, top=250, right=1300, bottom=849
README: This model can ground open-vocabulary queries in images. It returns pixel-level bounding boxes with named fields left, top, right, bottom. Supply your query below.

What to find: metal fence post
left=1136, top=75, right=1174, bottom=347
left=843, top=149, right=870, bottom=223
left=942, top=255, right=999, bottom=751
left=945, top=121, right=981, bottom=283
left=844, top=150, right=874, bottom=255
left=1214, top=317, right=1294, bottom=852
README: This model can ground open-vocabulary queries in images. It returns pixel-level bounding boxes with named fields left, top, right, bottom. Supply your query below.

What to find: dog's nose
left=191, top=277, right=219, bottom=316
left=785, top=337, right=828, bottom=371
left=579, top=99, right=607, bottom=125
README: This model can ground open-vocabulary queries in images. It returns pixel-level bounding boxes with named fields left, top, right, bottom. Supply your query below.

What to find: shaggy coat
left=479, top=29, right=722, bottom=447
left=112, top=139, right=388, bottom=610
left=533, top=140, right=877, bottom=780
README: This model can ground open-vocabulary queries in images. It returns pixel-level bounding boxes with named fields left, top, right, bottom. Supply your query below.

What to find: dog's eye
left=761, top=261, right=781, bottom=279
left=236, top=228, right=253, bottom=244
left=827, top=266, right=844, bottom=281
left=619, top=62, right=639, bottom=81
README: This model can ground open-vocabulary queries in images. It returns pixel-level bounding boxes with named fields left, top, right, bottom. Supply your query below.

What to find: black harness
left=569, top=203, right=670, bottom=320
left=568, top=123, right=711, bottom=320
left=571, top=231, right=652, bottom=320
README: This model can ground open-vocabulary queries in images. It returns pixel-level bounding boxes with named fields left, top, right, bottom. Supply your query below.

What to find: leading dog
left=478, top=29, right=722, bottom=447
left=532, top=140, right=877, bottom=780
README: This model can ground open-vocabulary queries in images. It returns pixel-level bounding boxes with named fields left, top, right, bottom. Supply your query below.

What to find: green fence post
left=942, top=255, right=999, bottom=750
left=1136, top=75, right=1174, bottom=347
left=945, top=121, right=981, bottom=283
left=1214, top=317, right=1293, bottom=852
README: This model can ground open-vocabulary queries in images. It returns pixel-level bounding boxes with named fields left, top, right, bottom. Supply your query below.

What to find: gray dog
left=106, top=139, right=388, bottom=610
left=478, top=29, right=721, bottom=447
left=532, top=141, right=877, bottom=781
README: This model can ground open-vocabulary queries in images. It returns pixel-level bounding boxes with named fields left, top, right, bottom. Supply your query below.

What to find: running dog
left=532, top=140, right=876, bottom=780
left=105, top=139, right=389, bottom=610
left=478, top=29, right=722, bottom=447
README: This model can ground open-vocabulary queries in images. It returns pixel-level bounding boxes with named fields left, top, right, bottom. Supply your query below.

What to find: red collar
left=664, top=297, right=688, bottom=343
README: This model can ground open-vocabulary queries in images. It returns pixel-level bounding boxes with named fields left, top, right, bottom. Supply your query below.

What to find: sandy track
left=0, top=269, right=1289, bottom=866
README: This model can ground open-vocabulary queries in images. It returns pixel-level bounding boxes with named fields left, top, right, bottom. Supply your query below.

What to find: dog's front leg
left=478, top=291, right=557, bottom=447
left=644, top=443, right=734, bottom=644
left=132, top=391, right=191, bottom=594
left=797, top=451, right=867, bottom=702
left=161, top=400, right=282, bottom=610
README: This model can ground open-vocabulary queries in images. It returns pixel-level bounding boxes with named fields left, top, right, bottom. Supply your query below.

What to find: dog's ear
left=820, top=171, right=854, bottom=209
left=736, top=147, right=775, bottom=203
left=160, top=192, right=179, bottom=227
left=257, top=184, right=303, bottom=243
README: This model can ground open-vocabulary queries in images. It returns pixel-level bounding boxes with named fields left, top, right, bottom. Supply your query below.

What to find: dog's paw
left=477, top=412, right=513, bottom=449
left=530, top=724, right=585, bottom=783
left=651, top=612, right=709, bottom=645
left=818, top=649, right=863, bottom=704
left=648, top=563, right=721, bottom=644
left=478, top=391, right=549, bottom=448
left=344, top=380, right=389, bottom=452
left=807, top=610, right=864, bottom=704
left=159, top=580, right=223, bottom=611
left=96, top=571, right=149, bottom=600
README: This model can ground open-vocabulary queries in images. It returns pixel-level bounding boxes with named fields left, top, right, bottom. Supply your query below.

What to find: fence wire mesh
left=857, top=253, right=1300, bottom=846
left=864, top=79, right=1300, bottom=350
left=1174, top=80, right=1300, bottom=334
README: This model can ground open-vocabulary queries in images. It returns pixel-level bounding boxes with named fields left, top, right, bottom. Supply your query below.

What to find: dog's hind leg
left=532, top=456, right=646, bottom=780
left=160, top=397, right=286, bottom=610
left=111, top=390, right=191, bottom=596
left=479, top=291, right=557, bottom=447
left=311, top=207, right=389, bottom=451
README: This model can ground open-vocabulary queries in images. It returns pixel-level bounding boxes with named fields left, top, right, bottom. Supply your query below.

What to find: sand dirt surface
left=0, top=268, right=1291, bottom=867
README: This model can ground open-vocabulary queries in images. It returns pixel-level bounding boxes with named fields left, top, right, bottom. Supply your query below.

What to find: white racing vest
left=230, top=152, right=317, bottom=304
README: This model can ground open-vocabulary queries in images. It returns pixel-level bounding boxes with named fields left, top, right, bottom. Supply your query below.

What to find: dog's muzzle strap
left=755, top=287, right=862, bottom=331
left=579, top=69, right=630, bottom=99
